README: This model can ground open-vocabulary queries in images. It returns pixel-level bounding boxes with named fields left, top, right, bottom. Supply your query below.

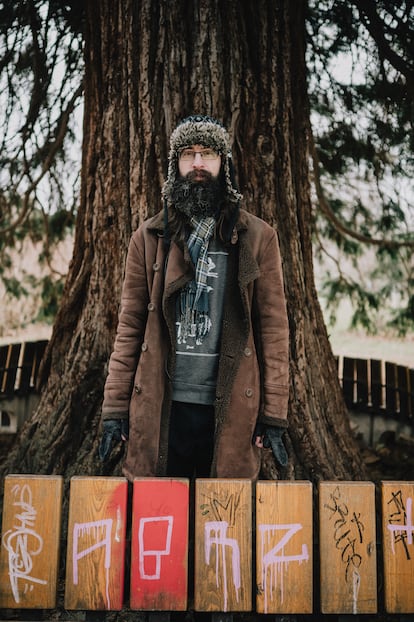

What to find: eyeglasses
left=179, top=148, right=219, bottom=161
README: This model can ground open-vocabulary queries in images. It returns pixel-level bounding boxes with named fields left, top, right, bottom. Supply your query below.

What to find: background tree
left=3, top=3, right=414, bottom=621
left=0, top=0, right=83, bottom=323
left=1, top=0, right=367, bottom=488
left=1, top=1, right=412, bottom=332
left=307, top=0, right=414, bottom=334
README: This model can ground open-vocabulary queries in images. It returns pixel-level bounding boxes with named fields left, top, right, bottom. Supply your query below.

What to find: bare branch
left=310, top=133, right=414, bottom=250
left=0, top=82, right=83, bottom=235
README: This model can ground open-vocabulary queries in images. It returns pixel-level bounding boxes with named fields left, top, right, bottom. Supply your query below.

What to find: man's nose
left=192, top=152, right=205, bottom=167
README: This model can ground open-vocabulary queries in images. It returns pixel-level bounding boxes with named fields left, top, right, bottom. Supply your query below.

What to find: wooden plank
left=194, top=479, right=252, bottom=612
left=17, top=342, right=37, bottom=394
left=356, top=358, right=369, bottom=409
left=0, top=344, right=9, bottom=392
left=130, top=478, right=189, bottom=611
left=319, top=481, right=377, bottom=614
left=385, top=362, right=398, bottom=415
left=342, top=357, right=356, bottom=408
left=397, top=365, right=410, bottom=419
left=381, top=481, right=414, bottom=613
left=2, top=343, right=21, bottom=395
left=256, top=481, right=312, bottom=614
left=64, top=476, right=128, bottom=611
left=32, top=340, right=48, bottom=389
left=409, top=369, right=414, bottom=419
left=410, top=369, right=414, bottom=421
left=370, top=359, right=383, bottom=411
left=0, top=475, right=63, bottom=609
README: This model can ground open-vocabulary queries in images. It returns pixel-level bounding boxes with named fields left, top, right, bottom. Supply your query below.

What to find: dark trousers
left=166, top=400, right=215, bottom=478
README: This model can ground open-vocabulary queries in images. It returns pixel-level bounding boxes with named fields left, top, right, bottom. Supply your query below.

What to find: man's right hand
left=99, top=419, right=129, bottom=461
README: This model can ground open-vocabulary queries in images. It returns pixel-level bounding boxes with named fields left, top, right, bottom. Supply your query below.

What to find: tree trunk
left=1, top=0, right=365, bottom=488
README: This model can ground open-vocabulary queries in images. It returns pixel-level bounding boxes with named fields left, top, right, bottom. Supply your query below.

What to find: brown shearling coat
left=102, top=207, right=289, bottom=480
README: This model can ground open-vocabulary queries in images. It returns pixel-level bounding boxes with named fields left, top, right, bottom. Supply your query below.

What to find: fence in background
left=0, top=340, right=48, bottom=433
left=0, top=476, right=413, bottom=616
left=0, top=340, right=48, bottom=398
left=340, top=355, right=414, bottom=420
left=0, top=341, right=413, bottom=443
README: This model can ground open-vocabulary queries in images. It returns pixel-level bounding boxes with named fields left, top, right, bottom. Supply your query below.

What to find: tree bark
left=1, top=0, right=366, bottom=488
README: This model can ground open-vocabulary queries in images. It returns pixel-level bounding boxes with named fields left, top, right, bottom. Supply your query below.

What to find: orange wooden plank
left=319, top=481, right=377, bottom=614
left=130, top=478, right=189, bottom=611
left=194, top=479, right=252, bottom=612
left=64, top=477, right=128, bottom=611
left=0, top=475, right=63, bottom=609
left=382, top=481, right=414, bottom=613
left=256, top=481, right=312, bottom=614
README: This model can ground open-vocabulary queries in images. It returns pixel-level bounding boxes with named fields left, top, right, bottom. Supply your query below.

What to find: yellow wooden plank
left=64, top=476, right=128, bottom=611
left=319, top=481, right=377, bottom=614
left=256, top=480, right=312, bottom=613
left=194, top=479, right=252, bottom=612
left=0, top=475, right=63, bottom=609
left=381, top=481, right=414, bottom=613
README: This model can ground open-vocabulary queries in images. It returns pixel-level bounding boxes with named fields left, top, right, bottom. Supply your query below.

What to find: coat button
left=245, top=388, right=253, bottom=397
left=244, top=347, right=252, bottom=357
left=153, top=262, right=160, bottom=271
left=134, top=384, right=142, bottom=394
left=141, top=342, right=148, bottom=352
left=147, top=302, right=155, bottom=311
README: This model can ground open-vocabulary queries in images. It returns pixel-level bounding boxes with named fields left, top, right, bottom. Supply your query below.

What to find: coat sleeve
left=254, top=228, right=289, bottom=427
left=102, top=229, right=149, bottom=419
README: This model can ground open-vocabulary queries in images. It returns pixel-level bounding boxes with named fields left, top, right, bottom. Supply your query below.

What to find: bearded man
left=99, top=115, right=290, bottom=479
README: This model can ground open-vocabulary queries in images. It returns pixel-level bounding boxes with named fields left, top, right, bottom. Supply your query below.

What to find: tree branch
left=310, top=133, right=414, bottom=250
left=0, top=82, right=83, bottom=235
left=351, top=0, right=414, bottom=95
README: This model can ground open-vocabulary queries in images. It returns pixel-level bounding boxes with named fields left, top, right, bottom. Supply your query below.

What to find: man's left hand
left=254, top=424, right=288, bottom=466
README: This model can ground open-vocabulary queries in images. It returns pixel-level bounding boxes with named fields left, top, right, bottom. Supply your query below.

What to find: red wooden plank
left=130, top=478, right=189, bottom=611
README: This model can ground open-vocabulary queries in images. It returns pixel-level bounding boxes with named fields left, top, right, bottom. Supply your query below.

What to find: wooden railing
left=339, top=355, right=414, bottom=422
left=0, top=340, right=48, bottom=397
left=1, top=476, right=413, bottom=616
left=1, top=341, right=413, bottom=421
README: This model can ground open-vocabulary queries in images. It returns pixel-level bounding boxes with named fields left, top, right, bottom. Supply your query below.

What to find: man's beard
left=171, top=170, right=225, bottom=219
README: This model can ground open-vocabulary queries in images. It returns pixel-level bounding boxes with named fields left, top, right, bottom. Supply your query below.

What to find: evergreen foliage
left=307, top=0, right=414, bottom=334
left=0, top=0, right=413, bottom=332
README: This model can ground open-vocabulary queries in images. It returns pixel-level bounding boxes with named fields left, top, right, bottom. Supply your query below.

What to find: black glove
left=263, top=426, right=288, bottom=467
left=99, top=419, right=129, bottom=462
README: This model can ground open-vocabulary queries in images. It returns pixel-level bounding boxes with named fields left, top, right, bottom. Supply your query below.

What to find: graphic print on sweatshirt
left=173, top=239, right=228, bottom=405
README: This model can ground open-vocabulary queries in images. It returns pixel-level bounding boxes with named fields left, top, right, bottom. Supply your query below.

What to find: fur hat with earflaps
left=162, top=114, right=243, bottom=208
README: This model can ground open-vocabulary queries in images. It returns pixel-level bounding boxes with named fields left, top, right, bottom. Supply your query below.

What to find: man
left=99, top=114, right=289, bottom=479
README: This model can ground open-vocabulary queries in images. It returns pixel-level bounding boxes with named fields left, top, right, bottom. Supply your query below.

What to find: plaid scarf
left=178, top=216, right=216, bottom=343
